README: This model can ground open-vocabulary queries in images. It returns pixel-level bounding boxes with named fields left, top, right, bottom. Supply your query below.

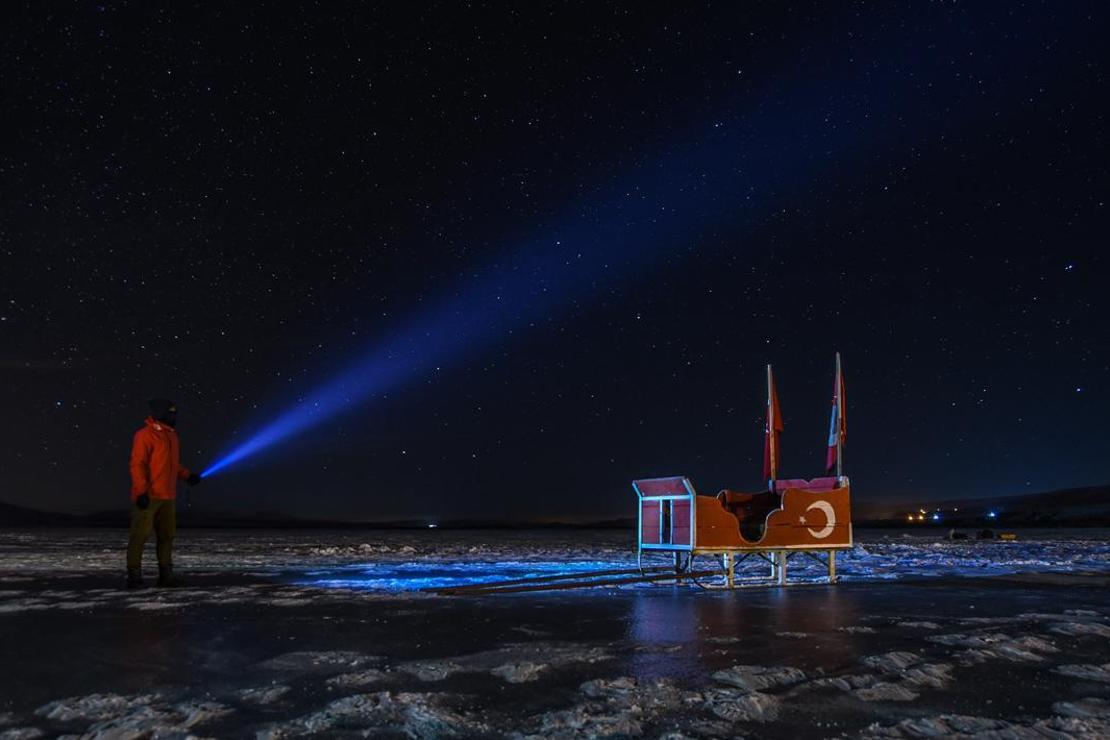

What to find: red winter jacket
left=129, top=417, right=192, bottom=500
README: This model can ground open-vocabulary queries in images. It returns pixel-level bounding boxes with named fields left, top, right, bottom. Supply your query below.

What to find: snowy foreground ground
left=1, top=528, right=1109, bottom=738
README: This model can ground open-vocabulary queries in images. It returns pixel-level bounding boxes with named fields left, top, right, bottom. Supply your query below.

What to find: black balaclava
left=149, top=398, right=178, bottom=428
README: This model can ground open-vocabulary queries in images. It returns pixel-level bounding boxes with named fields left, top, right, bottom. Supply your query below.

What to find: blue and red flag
left=825, top=353, right=846, bottom=474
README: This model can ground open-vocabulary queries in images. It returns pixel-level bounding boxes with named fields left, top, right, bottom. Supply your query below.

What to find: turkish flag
left=763, top=366, right=784, bottom=482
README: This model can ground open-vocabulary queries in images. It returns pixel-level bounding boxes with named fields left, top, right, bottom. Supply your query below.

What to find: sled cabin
left=634, top=357, right=851, bottom=586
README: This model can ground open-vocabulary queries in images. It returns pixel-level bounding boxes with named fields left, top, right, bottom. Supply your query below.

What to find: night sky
left=2, top=2, right=1107, bottom=521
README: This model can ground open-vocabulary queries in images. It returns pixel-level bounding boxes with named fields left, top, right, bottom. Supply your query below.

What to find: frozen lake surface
left=1, top=528, right=1109, bottom=737
left=1, top=527, right=1108, bottom=588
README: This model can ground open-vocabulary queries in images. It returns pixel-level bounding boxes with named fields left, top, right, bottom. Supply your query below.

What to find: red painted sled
left=634, top=356, right=851, bottom=588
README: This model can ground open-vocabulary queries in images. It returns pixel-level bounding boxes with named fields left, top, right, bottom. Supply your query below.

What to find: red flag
left=825, top=353, right=847, bottom=473
left=762, top=365, right=784, bottom=482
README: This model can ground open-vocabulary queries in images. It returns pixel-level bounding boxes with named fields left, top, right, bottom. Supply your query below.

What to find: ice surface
left=2, top=528, right=1109, bottom=738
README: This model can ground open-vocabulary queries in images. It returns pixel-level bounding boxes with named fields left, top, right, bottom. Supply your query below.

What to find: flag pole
left=767, top=363, right=775, bottom=491
left=835, top=352, right=843, bottom=480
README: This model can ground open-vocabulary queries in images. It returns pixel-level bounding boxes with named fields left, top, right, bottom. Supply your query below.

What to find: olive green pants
left=126, top=498, right=176, bottom=570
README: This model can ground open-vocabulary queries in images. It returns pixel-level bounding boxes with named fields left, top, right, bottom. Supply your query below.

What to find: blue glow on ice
left=297, top=559, right=630, bottom=592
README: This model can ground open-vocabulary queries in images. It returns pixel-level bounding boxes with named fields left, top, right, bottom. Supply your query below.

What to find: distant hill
left=859, top=483, right=1110, bottom=527
left=0, top=501, right=82, bottom=527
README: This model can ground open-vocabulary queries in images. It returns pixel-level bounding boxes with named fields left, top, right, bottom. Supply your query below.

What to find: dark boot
left=126, top=568, right=146, bottom=589
left=156, top=564, right=182, bottom=588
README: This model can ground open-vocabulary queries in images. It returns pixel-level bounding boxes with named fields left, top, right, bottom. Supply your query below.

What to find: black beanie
left=149, top=398, right=176, bottom=419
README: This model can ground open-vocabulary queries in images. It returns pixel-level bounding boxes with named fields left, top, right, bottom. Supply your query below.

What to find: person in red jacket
left=127, top=398, right=202, bottom=588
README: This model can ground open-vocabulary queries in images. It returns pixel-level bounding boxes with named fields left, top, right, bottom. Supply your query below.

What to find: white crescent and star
left=800, top=500, right=836, bottom=539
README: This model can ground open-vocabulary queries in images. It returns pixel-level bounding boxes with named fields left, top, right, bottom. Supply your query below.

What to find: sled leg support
left=800, top=549, right=839, bottom=584
left=757, top=549, right=840, bottom=586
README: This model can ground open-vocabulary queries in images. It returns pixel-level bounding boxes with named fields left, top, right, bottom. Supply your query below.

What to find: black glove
left=136, top=493, right=150, bottom=510
left=187, top=472, right=202, bottom=487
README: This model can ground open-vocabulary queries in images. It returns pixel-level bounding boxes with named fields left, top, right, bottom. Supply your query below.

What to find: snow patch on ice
left=259, top=650, right=379, bottom=674
left=861, top=651, right=922, bottom=673
left=518, top=676, right=695, bottom=738
left=864, top=713, right=1017, bottom=737
left=398, top=643, right=611, bottom=684
left=927, top=632, right=1058, bottom=663
left=838, top=625, right=877, bottom=634
left=398, top=660, right=465, bottom=682
left=126, top=600, right=185, bottom=611
left=0, top=728, right=44, bottom=740
left=703, top=689, right=780, bottom=722
left=855, top=682, right=920, bottom=702
left=1054, top=697, right=1110, bottom=719
left=327, top=668, right=392, bottom=689
left=804, top=652, right=952, bottom=703
left=867, top=710, right=1110, bottom=738
left=34, top=693, right=158, bottom=723
left=258, top=691, right=483, bottom=739
left=237, top=684, right=291, bottom=705
left=265, top=597, right=316, bottom=607
left=33, top=693, right=230, bottom=738
left=490, top=661, right=549, bottom=683
left=1054, top=663, right=1110, bottom=683
left=711, top=665, right=806, bottom=692
left=1048, top=621, right=1110, bottom=638
left=0, top=600, right=49, bottom=615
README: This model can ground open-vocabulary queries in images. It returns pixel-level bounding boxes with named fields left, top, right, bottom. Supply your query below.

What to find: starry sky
left=2, top=2, right=1107, bottom=521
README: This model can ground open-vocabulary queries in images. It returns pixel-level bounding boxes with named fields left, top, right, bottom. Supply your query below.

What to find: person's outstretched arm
left=179, top=465, right=202, bottom=486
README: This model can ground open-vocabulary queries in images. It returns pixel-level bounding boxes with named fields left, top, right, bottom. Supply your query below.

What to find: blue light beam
left=202, top=16, right=1070, bottom=478
left=204, top=107, right=844, bottom=478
